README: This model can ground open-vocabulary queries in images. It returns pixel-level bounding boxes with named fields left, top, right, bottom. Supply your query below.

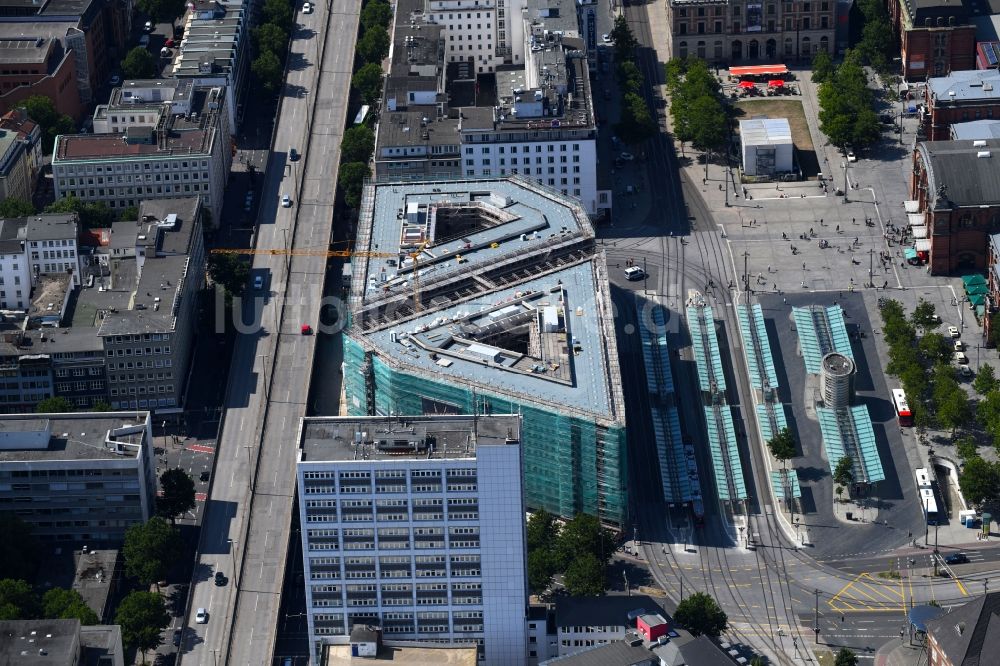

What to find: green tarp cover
left=962, top=274, right=986, bottom=287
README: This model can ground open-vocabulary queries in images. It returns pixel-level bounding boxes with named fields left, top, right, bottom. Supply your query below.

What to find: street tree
left=974, top=364, right=998, bottom=396
left=609, top=15, right=638, bottom=61
left=673, top=592, right=728, bottom=637
left=122, top=47, right=156, bottom=80
left=811, top=50, right=834, bottom=83
left=767, top=428, right=796, bottom=468
left=687, top=95, right=728, bottom=156
left=834, top=456, right=854, bottom=491
left=360, top=0, right=392, bottom=31
left=562, top=552, right=605, bottom=596
left=617, top=60, right=644, bottom=96
left=990, top=312, right=1000, bottom=348
left=835, top=648, right=859, bottom=666
left=977, top=390, right=1000, bottom=442
left=135, top=0, right=186, bottom=26
left=0, top=579, right=39, bottom=620
left=357, top=26, right=390, bottom=63
left=262, top=0, right=293, bottom=31
left=959, top=456, right=1000, bottom=511
left=351, top=62, right=384, bottom=105
left=338, top=162, right=370, bottom=209
left=115, top=591, right=169, bottom=661
left=615, top=92, right=657, bottom=146
left=0, top=198, right=34, bottom=217
left=918, top=333, right=951, bottom=366
left=955, top=436, right=978, bottom=462
left=36, top=397, right=75, bottom=413
left=157, top=468, right=196, bottom=523
left=119, top=206, right=139, bottom=222
left=254, top=23, right=288, bottom=60
left=0, top=515, right=42, bottom=582
left=252, top=50, right=283, bottom=93
left=122, top=517, right=183, bottom=588
left=340, top=125, right=375, bottom=164
left=207, top=252, right=250, bottom=297
left=664, top=57, right=687, bottom=92
left=91, top=401, right=113, bottom=412
left=44, top=196, right=115, bottom=228
left=42, top=588, right=99, bottom=625
left=911, top=299, right=939, bottom=333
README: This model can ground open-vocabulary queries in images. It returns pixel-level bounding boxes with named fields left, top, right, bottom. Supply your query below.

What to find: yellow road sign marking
left=956, top=579, right=969, bottom=596
left=828, top=573, right=906, bottom=613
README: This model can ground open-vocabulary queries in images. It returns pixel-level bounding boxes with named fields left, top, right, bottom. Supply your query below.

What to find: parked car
left=944, top=553, right=969, bottom=565
left=281, top=194, right=292, bottom=208
left=619, top=152, right=635, bottom=162
left=144, top=20, right=153, bottom=32
left=195, top=608, right=208, bottom=624
left=214, top=571, right=226, bottom=586
left=253, top=275, right=264, bottom=290
left=139, top=34, right=150, bottom=48
left=172, top=629, right=182, bottom=646
left=301, top=324, right=313, bottom=335
left=948, top=325, right=961, bottom=338
left=954, top=340, right=964, bottom=352
left=955, top=351, right=969, bottom=365
left=165, top=38, right=175, bottom=47
left=303, top=1, right=313, bottom=12
left=960, top=365, right=974, bottom=379
left=601, top=33, right=612, bottom=43
left=289, top=146, right=299, bottom=161
left=624, top=266, right=645, bottom=281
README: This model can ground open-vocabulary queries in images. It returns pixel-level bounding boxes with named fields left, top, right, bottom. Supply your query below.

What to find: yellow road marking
left=956, top=579, right=969, bottom=596
left=828, top=573, right=906, bottom=613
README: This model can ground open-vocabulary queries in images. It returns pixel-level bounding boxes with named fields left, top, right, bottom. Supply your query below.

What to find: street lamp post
left=842, top=160, right=849, bottom=203
left=814, top=588, right=820, bottom=644
left=227, top=538, right=236, bottom=575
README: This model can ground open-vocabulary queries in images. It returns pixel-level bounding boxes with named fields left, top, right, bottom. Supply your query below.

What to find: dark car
left=199, top=471, right=210, bottom=483
left=172, top=628, right=182, bottom=646
left=944, top=553, right=969, bottom=565
left=214, top=571, right=226, bottom=586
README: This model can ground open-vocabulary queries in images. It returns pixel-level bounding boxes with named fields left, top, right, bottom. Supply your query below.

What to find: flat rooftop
left=299, top=414, right=521, bottom=463
left=928, top=69, right=1000, bottom=103
left=325, top=644, right=478, bottom=665
left=356, top=178, right=592, bottom=299
left=0, top=412, right=149, bottom=463
left=0, top=619, right=80, bottom=666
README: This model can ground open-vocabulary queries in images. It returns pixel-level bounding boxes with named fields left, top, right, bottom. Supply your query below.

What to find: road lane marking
left=956, top=579, right=969, bottom=596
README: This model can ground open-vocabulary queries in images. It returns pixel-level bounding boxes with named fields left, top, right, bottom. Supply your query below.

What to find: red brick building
left=924, top=592, right=1000, bottom=665
left=922, top=69, right=1000, bottom=141
left=888, top=0, right=976, bottom=81
left=910, top=139, right=1000, bottom=275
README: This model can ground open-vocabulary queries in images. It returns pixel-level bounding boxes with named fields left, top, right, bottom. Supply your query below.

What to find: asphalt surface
left=178, top=1, right=360, bottom=664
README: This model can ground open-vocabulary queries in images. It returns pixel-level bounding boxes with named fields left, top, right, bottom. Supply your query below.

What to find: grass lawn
left=734, top=98, right=814, bottom=152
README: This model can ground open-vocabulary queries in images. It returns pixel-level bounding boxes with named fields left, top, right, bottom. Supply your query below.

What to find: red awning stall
left=768, top=79, right=785, bottom=87
left=739, top=80, right=756, bottom=89
left=730, top=65, right=788, bottom=77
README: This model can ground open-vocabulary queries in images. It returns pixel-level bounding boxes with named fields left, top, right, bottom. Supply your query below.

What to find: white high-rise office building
left=296, top=414, right=527, bottom=665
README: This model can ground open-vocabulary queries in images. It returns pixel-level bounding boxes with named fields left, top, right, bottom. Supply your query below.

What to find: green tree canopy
left=615, top=92, right=657, bottom=146
left=526, top=509, right=559, bottom=596
left=526, top=509, right=558, bottom=552
left=122, top=47, right=156, bottom=80
left=834, top=456, right=854, bottom=489
left=673, top=592, right=728, bottom=637
left=254, top=23, right=288, bottom=60
left=911, top=299, right=939, bottom=333
left=119, top=206, right=139, bottom=222
left=357, top=26, right=390, bottom=63
left=555, top=513, right=613, bottom=570
left=207, top=252, right=250, bottom=297
left=91, top=401, right=113, bottom=412
left=609, top=14, right=638, bottom=61
left=252, top=50, right=283, bottom=93
left=0, top=515, right=42, bottom=581
left=42, top=588, right=99, bottom=625
left=955, top=436, right=979, bottom=462
left=817, top=53, right=880, bottom=148
left=36, top=397, right=75, bottom=413
left=687, top=95, right=727, bottom=153
left=122, top=517, right=183, bottom=587
left=974, top=365, right=998, bottom=395
left=115, top=591, right=169, bottom=657
left=835, top=648, right=859, bottom=666
left=959, top=456, right=1000, bottom=510
left=340, top=125, right=375, bottom=164
left=0, top=198, right=34, bottom=217
left=20, top=97, right=76, bottom=153
left=135, top=0, right=186, bottom=25
left=977, top=389, right=1000, bottom=442
left=767, top=427, right=796, bottom=466
left=617, top=60, right=644, bottom=96
left=262, top=0, right=293, bottom=31
left=44, top=195, right=115, bottom=229
left=0, top=579, right=40, bottom=620
left=527, top=548, right=558, bottom=596
left=811, top=50, right=834, bottom=83
left=338, top=161, right=370, bottom=208
left=157, top=468, right=196, bottom=523
left=563, top=552, right=605, bottom=596
left=351, top=62, right=384, bottom=105
left=360, top=0, right=392, bottom=31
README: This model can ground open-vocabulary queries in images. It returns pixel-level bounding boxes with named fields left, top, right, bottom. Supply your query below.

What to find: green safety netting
left=345, top=337, right=628, bottom=527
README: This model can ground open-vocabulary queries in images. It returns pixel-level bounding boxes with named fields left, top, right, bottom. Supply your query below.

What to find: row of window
left=465, top=143, right=581, bottom=154
left=55, top=160, right=210, bottom=175
left=112, top=397, right=177, bottom=409
left=63, top=171, right=209, bottom=186
left=62, top=183, right=210, bottom=198
left=106, top=346, right=172, bottom=357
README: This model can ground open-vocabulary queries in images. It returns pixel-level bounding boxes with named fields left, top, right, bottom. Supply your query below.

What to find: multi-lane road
left=179, top=2, right=361, bottom=665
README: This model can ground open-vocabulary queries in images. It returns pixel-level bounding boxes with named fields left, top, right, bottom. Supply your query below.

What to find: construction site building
left=344, top=177, right=628, bottom=528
